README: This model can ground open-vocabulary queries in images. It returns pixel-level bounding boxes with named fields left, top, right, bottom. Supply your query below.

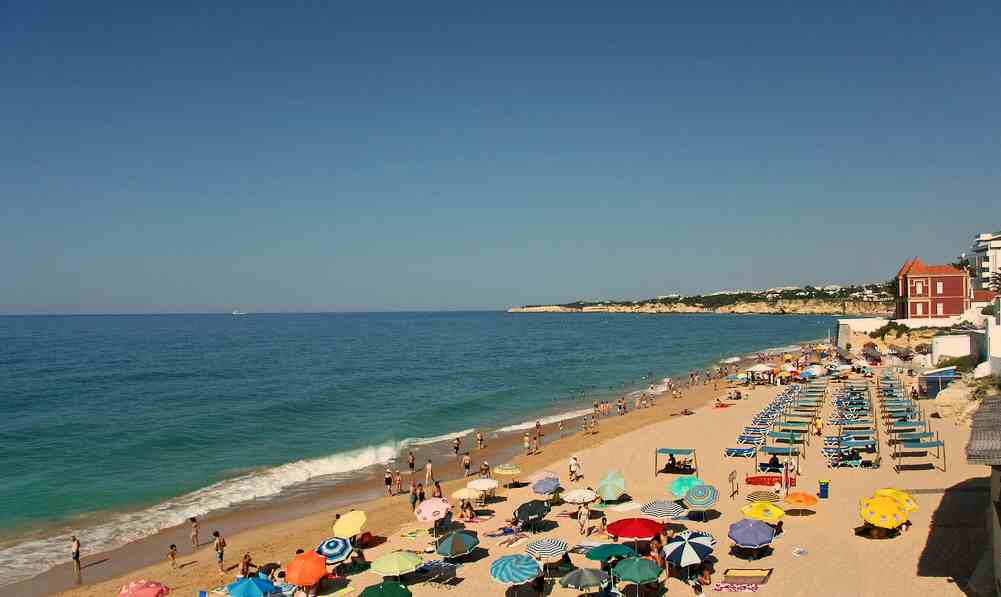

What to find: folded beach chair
left=725, top=447, right=757, bottom=458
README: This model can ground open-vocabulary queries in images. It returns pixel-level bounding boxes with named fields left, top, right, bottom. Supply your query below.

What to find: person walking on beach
left=384, top=468, right=394, bottom=496
left=417, top=483, right=426, bottom=504
left=558, top=420, right=564, bottom=438
left=168, top=543, right=177, bottom=568
left=523, top=432, right=531, bottom=455
left=408, top=450, right=416, bottom=475
left=394, top=470, right=403, bottom=495
left=577, top=505, right=589, bottom=536
left=462, top=452, right=472, bottom=476
left=70, top=535, right=81, bottom=581
left=425, top=459, right=434, bottom=486
left=189, top=516, right=200, bottom=550
left=212, top=531, right=226, bottom=572
left=476, top=431, right=484, bottom=450
left=531, top=433, right=539, bottom=455
left=453, top=437, right=461, bottom=461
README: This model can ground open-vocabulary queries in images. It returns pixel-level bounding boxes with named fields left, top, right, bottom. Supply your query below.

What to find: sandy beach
left=33, top=362, right=987, bottom=597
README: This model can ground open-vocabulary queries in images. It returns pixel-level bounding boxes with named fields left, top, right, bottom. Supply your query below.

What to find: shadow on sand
left=916, top=476, right=990, bottom=595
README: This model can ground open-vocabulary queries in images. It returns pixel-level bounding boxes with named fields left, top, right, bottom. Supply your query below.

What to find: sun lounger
left=726, top=447, right=757, bottom=458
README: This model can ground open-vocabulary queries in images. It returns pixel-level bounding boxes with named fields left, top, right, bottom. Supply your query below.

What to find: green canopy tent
left=654, top=448, right=698, bottom=476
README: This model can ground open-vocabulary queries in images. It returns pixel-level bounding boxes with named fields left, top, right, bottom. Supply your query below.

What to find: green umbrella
left=359, top=581, right=412, bottom=597
left=612, top=557, right=662, bottom=584
left=597, top=470, right=627, bottom=501
left=585, top=543, right=636, bottom=562
left=670, top=476, right=705, bottom=498
left=371, top=551, right=423, bottom=577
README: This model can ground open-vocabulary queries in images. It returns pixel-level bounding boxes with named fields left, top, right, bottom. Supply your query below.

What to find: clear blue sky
left=2, top=2, right=999, bottom=313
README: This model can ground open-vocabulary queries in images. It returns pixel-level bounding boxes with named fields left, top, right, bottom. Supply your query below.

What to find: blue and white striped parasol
left=640, top=500, right=685, bottom=520
left=526, top=538, right=569, bottom=561
left=490, top=554, right=542, bottom=585
left=685, top=484, right=719, bottom=509
left=663, top=530, right=715, bottom=567
left=317, top=537, right=353, bottom=564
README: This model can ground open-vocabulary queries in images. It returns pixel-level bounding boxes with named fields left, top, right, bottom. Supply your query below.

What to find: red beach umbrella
left=606, top=517, right=663, bottom=539
left=119, top=580, right=170, bottom=597
left=286, top=550, right=328, bottom=586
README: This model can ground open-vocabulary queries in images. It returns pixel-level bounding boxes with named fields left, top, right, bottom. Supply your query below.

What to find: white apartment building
left=970, top=230, right=1001, bottom=291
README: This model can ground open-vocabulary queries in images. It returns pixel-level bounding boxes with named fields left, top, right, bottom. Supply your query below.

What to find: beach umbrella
left=467, top=478, right=499, bottom=492
left=526, top=538, right=569, bottom=562
left=612, top=557, right=662, bottom=584
left=119, top=580, right=170, bottom=597
left=493, top=463, right=522, bottom=476
left=286, top=551, right=327, bottom=587
left=371, top=551, right=423, bottom=577
left=860, top=496, right=908, bottom=529
left=359, top=581, right=411, bottom=597
left=606, top=517, right=662, bottom=540
left=532, top=477, right=561, bottom=496
left=684, top=484, right=719, bottom=509
left=670, top=476, right=705, bottom=499
left=727, top=519, right=775, bottom=549
left=640, top=500, right=685, bottom=520
left=227, top=578, right=278, bottom=597
left=490, top=554, right=542, bottom=585
left=436, top=530, right=479, bottom=559
left=746, top=491, right=781, bottom=503
left=560, top=567, right=609, bottom=591
left=563, top=488, right=599, bottom=504
left=663, top=530, right=715, bottom=567
left=585, top=543, right=636, bottom=562
left=597, top=470, right=627, bottom=501
left=333, top=510, right=367, bottom=538
left=784, top=491, right=819, bottom=513
left=514, top=499, right=551, bottom=524
left=741, top=502, right=786, bottom=524
left=528, top=470, right=560, bottom=483
left=415, top=498, right=452, bottom=522
left=317, top=536, right=353, bottom=564
left=451, top=487, right=481, bottom=501
left=874, top=488, right=919, bottom=513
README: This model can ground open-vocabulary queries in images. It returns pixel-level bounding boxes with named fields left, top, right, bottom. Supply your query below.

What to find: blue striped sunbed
left=725, top=447, right=757, bottom=458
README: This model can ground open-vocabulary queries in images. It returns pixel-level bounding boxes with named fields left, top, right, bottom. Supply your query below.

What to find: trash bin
left=819, top=480, right=830, bottom=499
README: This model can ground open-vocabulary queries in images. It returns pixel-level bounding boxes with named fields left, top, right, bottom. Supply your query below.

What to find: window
left=936, top=282, right=943, bottom=294
left=937, top=303, right=944, bottom=315
left=915, top=281, right=923, bottom=294
left=916, top=303, right=924, bottom=315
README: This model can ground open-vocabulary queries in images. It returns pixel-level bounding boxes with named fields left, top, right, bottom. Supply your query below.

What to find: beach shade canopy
left=371, top=551, right=423, bottom=577
left=747, top=364, right=774, bottom=373
left=467, top=478, right=499, bottom=492
left=640, top=500, right=686, bottom=520
left=119, top=580, right=170, bottom=597
left=515, top=499, right=551, bottom=523
left=451, top=487, right=481, bottom=501
left=685, top=484, right=719, bottom=509
left=532, top=477, right=561, bottom=496
left=597, top=470, right=627, bottom=501
left=746, top=491, right=781, bottom=503
left=741, top=502, right=786, bottom=524
left=874, top=488, right=919, bottom=513
left=333, top=510, right=367, bottom=538
left=728, top=519, right=776, bottom=549
left=317, top=536, right=353, bottom=564
left=563, top=488, right=599, bottom=504
left=670, top=476, right=705, bottom=498
left=560, top=567, right=609, bottom=590
left=490, top=554, right=542, bottom=585
left=785, top=492, right=820, bottom=509
left=860, top=496, right=908, bottom=529
left=663, top=530, right=715, bottom=567
left=493, top=464, right=522, bottom=476
left=606, top=517, right=662, bottom=540
left=359, top=581, right=412, bottom=597
left=436, top=530, right=480, bottom=559
left=585, top=543, right=636, bottom=562
left=526, top=538, right=569, bottom=562
left=227, top=578, right=278, bottom=597
left=286, top=551, right=328, bottom=586
left=415, top=498, right=452, bottom=522
left=528, top=470, right=560, bottom=483
left=612, top=557, right=663, bottom=585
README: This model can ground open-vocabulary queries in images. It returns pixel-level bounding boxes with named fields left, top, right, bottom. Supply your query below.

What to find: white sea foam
left=403, top=428, right=475, bottom=447
left=494, top=408, right=594, bottom=434
left=0, top=442, right=402, bottom=586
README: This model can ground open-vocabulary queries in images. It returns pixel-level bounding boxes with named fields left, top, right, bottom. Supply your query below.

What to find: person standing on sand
left=190, top=517, right=200, bottom=550
left=578, top=505, right=589, bottom=536
left=394, top=470, right=403, bottom=495
left=212, top=531, right=226, bottom=572
left=476, top=431, right=484, bottom=450
left=453, top=437, right=461, bottom=461
left=384, top=468, right=394, bottom=496
left=70, top=535, right=81, bottom=580
left=558, top=420, right=564, bottom=438
left=462, top=452, right=472, bottom=476
left=168, top=543, right=178, bottom=568
left=408, top=450, right=416, bottom=475
left=409, top=480, right=418, bottom=511
left=523, top=432, right=531, bottom=455
left=531, top=433, right=539, bottom=455
left=425, top=459, right=434, bottom=486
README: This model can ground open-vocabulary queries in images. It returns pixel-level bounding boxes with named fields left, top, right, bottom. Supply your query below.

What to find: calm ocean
left=0, top=311, right=836, bottom=584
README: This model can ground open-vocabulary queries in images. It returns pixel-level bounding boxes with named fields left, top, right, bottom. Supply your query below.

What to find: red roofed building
left=894, top=257, right=970, bottom=319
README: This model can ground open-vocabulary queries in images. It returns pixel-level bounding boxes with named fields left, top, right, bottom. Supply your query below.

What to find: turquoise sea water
left=0, top=311, right=836, bottom=583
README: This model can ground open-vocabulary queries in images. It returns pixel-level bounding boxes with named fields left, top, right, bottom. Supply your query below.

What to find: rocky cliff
left=508, top=299, right=893, bottom=316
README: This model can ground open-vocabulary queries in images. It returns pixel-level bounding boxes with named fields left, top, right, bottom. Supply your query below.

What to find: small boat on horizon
left=231, top=310, right=247, bottom=316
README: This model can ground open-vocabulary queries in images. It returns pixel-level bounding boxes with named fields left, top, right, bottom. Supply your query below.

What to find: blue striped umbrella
left=640, top=500, right=686, bottom=520
left=317, top=537, right=353, bottom=564
left=685, top=484, right=719, bottom=509
left=490, top=554, right=542, bottom=585
left=526, top=538, right=569, bottom=562
left=532, top=477, right=561, bottom=496
left=663, top=530, right=715, bottom=567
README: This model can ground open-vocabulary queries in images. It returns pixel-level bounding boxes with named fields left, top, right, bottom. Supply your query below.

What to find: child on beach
left=167, top=544, right=177, bottom=568
left=462, top=452, right=472, bottom=476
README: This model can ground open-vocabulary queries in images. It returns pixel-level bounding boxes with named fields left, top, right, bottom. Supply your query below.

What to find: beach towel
left=722, top=569, right=772, bottom=585
left=461, top=514, right=494, bottom=524
left=712, top=582, right=760, bottom=592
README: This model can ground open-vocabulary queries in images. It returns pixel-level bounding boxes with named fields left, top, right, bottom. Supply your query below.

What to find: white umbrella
left=563, top=489, right=599, bottom=504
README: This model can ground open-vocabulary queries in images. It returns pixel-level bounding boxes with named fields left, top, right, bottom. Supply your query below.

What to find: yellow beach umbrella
left=860, top=496, right=908, bottom=529
left=451, top=487, right=481, bottom=501
left=873, top=488, right=918, bottom=513
left=741, top=501, right=786, bottom=524
left=333, top=510, right=367, bottom=538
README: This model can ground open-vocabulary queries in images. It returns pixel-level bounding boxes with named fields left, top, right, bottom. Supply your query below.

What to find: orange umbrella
left=286, top=551, right=328, bottom=586
left=784, top=492, right=819, bottom=508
